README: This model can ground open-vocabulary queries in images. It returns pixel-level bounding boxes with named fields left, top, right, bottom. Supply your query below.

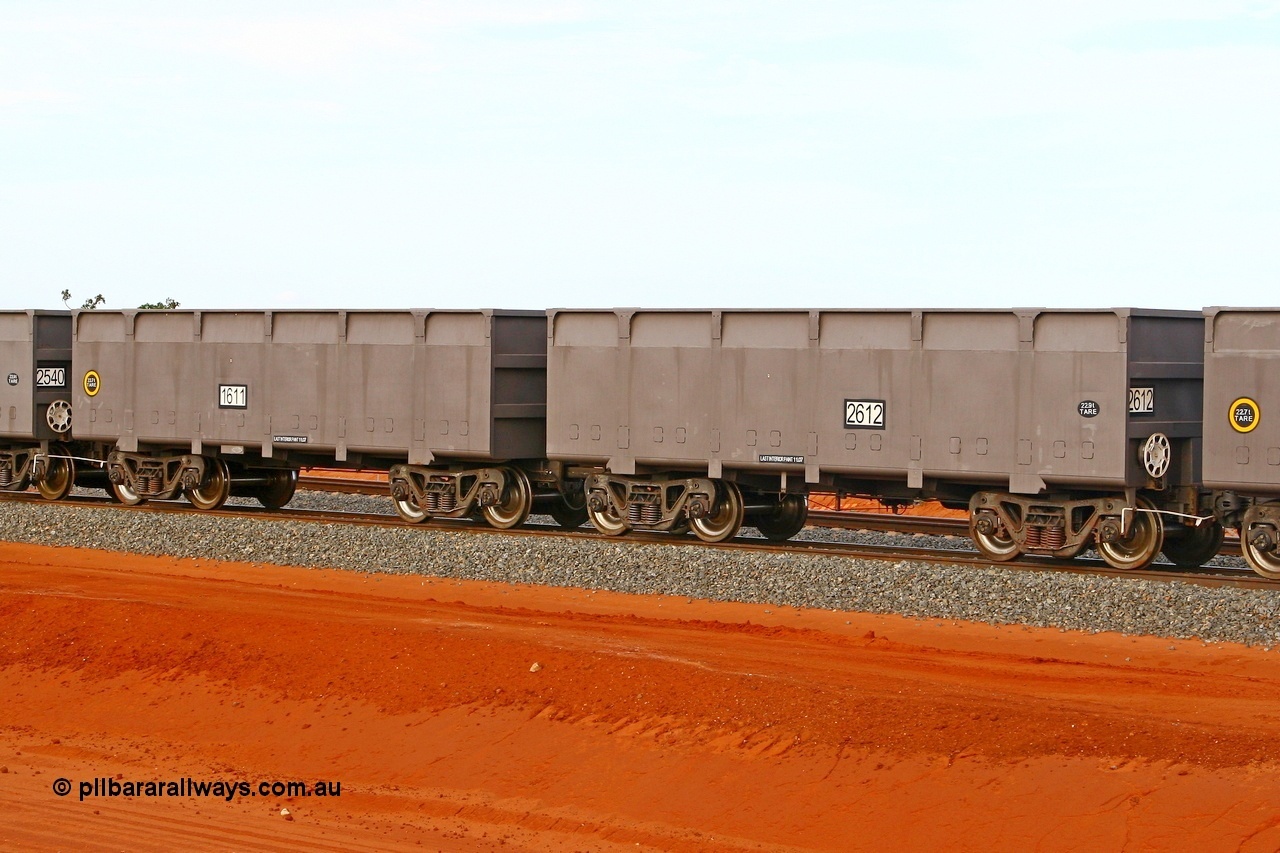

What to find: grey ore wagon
left=547, top=308, right=1211, bottom=570
left=71, top=309, right=578, bottom=528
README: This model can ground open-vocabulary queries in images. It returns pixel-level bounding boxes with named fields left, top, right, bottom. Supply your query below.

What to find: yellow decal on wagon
left=1230, top=397, right=1260, bottom=433
left=83, top=370, right=101, bottom=397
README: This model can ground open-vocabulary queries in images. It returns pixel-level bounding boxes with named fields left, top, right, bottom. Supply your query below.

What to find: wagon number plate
left=1128, top=387, right=1154, bottom=415
left=845, top=399, right=885, bottom=429
left=35, top=367, right=66, bottom=388
left=219, top=384, right=248, bottom=409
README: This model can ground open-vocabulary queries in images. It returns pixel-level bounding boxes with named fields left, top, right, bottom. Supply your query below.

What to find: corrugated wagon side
left=72, top=308, right=568, bottom=527
left=548, top=307, right=1208, bottom=568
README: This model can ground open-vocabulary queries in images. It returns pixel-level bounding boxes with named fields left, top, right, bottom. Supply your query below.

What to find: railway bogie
left=388, top=462, right=536, bottom=528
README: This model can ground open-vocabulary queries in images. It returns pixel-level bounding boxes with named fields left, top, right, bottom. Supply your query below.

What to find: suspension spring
left=438, top=490, right=456, bottom=512
left=0, top=462, right=11, bottom=488
left=423, top=492, right=439, bottom=512
left=628, top=503, right=643, bottom=524
left=1024, top=526, right=1042, bottom=548
left=1042, top=526, right=1066, bottom=550
left=641, top=503, right=661, bottom=524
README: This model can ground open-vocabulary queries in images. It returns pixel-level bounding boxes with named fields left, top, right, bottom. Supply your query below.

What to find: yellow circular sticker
left=83, top=370, right=101, bottom=397
left=1230, top=397, right=1259, bottom=433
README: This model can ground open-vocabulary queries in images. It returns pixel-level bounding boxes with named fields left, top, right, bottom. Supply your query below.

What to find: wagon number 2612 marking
left=1128, top=387, right=1154, bottom=415
left=845, top=399, right=885, bottom=429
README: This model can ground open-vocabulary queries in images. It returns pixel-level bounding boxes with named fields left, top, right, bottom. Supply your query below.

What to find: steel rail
left=0, top=489, right=1272, bottom=592
left=295, top=475, right=1245, bottom=555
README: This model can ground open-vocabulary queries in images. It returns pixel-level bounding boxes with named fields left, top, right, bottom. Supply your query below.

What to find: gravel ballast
left=3, top=496, right=1278, bottom=648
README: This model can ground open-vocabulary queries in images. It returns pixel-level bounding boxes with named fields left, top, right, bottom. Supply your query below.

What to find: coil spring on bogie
left=421, top=490, right=456, bottom=513
left=137, top=474, right=159, bottom=496
left=0, top=462, right=11, bottom=488
left=1023, top=525, right=1066, bottom=550
left=627, top=502, right=662, bottom=525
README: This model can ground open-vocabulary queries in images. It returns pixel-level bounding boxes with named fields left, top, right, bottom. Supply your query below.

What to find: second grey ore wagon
left=546, top=308, right=1210, bottom=570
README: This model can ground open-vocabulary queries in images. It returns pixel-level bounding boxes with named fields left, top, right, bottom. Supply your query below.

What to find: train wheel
left=394, top=494, right=430, bottom=524
left=1241, top=508, right=1280, bottom=578
left=547, top=490, right=589, bottom=529
left=481, top=467, right=533, bottom=529
left=691, top=481, right=745, bottom=543
left=186, top=458, right=231, bottom=511
left=1097, top=498, right=1163, bottom=570
left=256, top=469, right=298, bottom=509
left=754, top=494, right=808, bottom=541
left=36, top=445, right=75, bottom=501
left=969, top=513, right=1020, bottom=562
left=1161, top=520, right=1224, bottom=568
left=111, top=479, right=146, bottom=506
left=587, top=495, right=629, bottom=536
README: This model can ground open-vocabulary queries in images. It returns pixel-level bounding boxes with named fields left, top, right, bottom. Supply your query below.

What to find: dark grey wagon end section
left=0, top=310, right=96, bottom=499
left=0, top=310, right=73, bottom=444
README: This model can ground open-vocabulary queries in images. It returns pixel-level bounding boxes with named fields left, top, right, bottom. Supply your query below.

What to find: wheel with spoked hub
left=1141, top=433, right=1171, bottom=480
left=46, top=400, right=72, bottom=434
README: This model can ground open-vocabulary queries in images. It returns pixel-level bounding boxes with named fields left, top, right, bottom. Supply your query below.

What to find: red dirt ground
left=2, top=541, right=1279, bottom=851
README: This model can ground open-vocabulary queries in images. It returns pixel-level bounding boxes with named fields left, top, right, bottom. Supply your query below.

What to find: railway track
left=296, top=473, right=1246, bottom=557
left=1, top=485, right=1271, bottom=592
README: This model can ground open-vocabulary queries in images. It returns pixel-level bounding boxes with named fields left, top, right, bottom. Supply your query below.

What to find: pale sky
left=2, top=1, right=1277, bottom=312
